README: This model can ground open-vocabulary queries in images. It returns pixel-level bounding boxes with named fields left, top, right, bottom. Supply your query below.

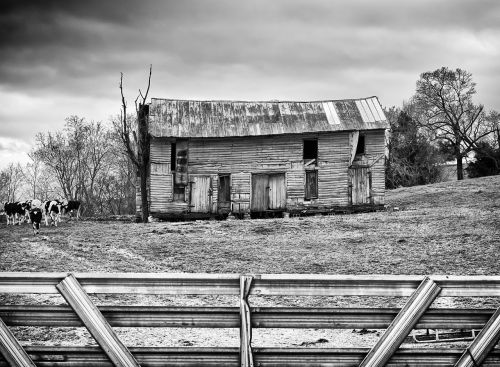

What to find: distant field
left=1, top=175, right=499, bottom=275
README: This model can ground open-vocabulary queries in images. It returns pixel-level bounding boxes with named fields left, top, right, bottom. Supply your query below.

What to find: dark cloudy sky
left=1, top=0, right=499, bottom=167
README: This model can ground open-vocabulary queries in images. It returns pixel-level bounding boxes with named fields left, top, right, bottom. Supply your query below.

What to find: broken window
left=303, top=139, right=318, bottom=165
left=305, top=170, right=318, bottom=200
left=355, top=135, right=366, bottom=155
left=173, top=184, right=185, bottom=202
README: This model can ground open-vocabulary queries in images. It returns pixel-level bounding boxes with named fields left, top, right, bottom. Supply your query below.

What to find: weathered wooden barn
left=143, top=96, right=388, bottom=219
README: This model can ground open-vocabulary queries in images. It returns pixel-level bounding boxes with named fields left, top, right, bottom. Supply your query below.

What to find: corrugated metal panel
left=368, top=97, right=384, bottom=122
left=149, top=97, right=388, bottom=138
left=355, top=100, right=370, bottom=123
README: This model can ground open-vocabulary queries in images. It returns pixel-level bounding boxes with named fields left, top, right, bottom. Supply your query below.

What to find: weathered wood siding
left=317, top=133, right=350, bottom=206
left=147, top=130, right=386, bottom=215
left=364, top=130, right=386, bottom=205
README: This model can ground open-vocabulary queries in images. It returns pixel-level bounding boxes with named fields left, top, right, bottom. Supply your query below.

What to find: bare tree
left=413, top=67, right=497, bottom=180
left=34, top=125, right=81, bottom=200
left=118, top=66, right=152, bottom=223
left=0, top=163, right=24, bottom=203
left=23, top=150, right=44, bottom=199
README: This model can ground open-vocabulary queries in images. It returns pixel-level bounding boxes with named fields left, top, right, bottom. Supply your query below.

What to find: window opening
left=356, top=135, right=365, bottom=155
left=303, top=139, right=318, bottom=162
left=173, top=184, right=185, bottom=202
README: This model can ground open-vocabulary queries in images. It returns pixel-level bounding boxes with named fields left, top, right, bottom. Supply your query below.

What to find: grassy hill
left=0, top=175, right=499, bottom=275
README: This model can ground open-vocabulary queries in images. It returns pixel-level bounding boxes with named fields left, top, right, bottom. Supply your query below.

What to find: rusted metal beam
left=0, top=317, right=36, bottom=367
left=0, top=305, right=495, bottom=330
left=455, top=306, right=500, bottom=367
left=359, top=276, right=441, bottom=367
left=2, top=273, right=500, bottom=296
left=56, top=274, right=140, bottom=367
left=240, top=275, right=254, bottom=367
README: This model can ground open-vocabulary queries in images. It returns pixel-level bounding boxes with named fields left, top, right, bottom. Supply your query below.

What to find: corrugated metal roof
left=148, top=96, right=388, bottom=138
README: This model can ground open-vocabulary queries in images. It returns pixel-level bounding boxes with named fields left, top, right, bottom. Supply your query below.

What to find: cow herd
left=3, top=199, right=81, bottom=235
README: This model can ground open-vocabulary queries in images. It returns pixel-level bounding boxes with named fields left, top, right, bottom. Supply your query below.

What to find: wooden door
left=350, top=167, right=370, bottom=205
left=268, top=174, right=286, bottom=209
left=217, top=174, right=231, bottom=214
left=190, top=176, right=212, bottom=213
left=251, top=173, right=286, bottom=211
left=251, top=174, right=269, bottom=211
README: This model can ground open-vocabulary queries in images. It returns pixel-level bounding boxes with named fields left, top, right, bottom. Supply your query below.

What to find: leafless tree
left=0, top=163, right=24, bottom=203
left=34, top=119, right=83, bottom=200
left=118, top=65, right=152, bottom=223
left=413, top=67, right=497, bottom=180
left=23, top=150, right=43, bottom=199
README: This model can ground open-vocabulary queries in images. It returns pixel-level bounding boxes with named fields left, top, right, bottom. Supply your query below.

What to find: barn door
left=190, top=176, right=212, bottom=213
left=349, top=167, right=370, bottom=205
left=251, top=173, right=286, bottom=211
left=217, top=174, right=231, bottom=214
left=268, top=174, right=286, bottom=210
left=251, top=174, right=269, bottom=211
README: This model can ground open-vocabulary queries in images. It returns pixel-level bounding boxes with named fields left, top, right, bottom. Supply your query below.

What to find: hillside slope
left=0, top=175, right=499, bottom=276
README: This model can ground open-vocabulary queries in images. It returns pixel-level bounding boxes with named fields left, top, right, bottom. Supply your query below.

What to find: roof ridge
left=150, top=96, right=379, bottom=104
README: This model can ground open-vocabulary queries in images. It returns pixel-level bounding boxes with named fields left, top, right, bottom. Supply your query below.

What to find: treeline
left=0, top=116, right=136, bottom=216
left=1, top=66, right=499, bottom=216
left=385, top=67, right=499, bottom=189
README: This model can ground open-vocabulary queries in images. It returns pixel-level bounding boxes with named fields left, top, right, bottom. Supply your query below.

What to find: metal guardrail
left=0, top=273, right=499, bottom=367
left=2, top=273, right=500, bottom=296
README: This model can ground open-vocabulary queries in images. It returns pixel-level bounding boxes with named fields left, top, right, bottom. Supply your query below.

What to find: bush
left=466, top=142, right=500, bottom=178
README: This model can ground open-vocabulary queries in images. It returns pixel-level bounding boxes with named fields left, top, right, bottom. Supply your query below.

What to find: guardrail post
left=0, top=317, right=36, bottom=367
left=56, top=273, right=141, bottom=367
left=240, top=275, right=254, bottom=367
left=454, top=306, right=500, bottom=367
left=359, top=276, right=441, bottom=367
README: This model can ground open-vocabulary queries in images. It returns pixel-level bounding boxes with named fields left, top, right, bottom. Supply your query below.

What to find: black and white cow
left=4, top=202, right=27, bottom=225
left=43, top=200, right=62, bottom=226
left=22, top=200, right=32, bottom=223
left=29, top=207, right=43, bottom=235
left=62, top=200, right=81, bottom=220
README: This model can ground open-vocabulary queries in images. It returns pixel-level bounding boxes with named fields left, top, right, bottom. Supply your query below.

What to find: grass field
left=1, top=175, right=499, bottom=275
left=1, top=175, right=499, bottom=349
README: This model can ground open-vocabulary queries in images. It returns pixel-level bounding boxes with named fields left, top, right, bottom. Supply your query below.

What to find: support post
left=359, top=276, right=441, bottom=367
left=56, top=274, right=140, bottom=367
left=0, top=317, right=36, bottom=367
left=454, top=306, right=500, bottom=367
left=240, top=275, right=254, bottom=367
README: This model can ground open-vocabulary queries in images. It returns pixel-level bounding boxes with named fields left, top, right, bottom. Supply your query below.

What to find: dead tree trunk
left=137, top=103, right=150, bottom=223
left=119, top=66, right=152, bottom=223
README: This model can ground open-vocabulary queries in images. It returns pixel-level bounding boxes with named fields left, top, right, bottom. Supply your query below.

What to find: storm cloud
left=0, top=0, right=499, bottom=167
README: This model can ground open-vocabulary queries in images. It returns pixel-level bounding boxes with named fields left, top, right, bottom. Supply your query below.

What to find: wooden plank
left=56, top=274, right=140, bottom=367
left=359, top=277, right=441, bottom=367
left=455, top=306, right=500, bottom=367
left=0, top=316, right=36, bottom=367
left=350, top=131, right=359, bottom=166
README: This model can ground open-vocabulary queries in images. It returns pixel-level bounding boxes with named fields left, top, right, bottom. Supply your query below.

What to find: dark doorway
left=218, top=174, right=231, bottom=214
